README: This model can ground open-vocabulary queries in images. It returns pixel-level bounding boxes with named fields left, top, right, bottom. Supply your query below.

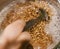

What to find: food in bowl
left=0, top=0, right=60, bottom=49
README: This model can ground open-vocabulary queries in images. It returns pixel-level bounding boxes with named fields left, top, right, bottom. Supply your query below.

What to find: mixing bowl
left=0, top=0, right=60, bottom=49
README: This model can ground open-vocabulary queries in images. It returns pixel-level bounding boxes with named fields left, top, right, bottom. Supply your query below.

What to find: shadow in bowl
left=20, top=41, right=33, bottom=49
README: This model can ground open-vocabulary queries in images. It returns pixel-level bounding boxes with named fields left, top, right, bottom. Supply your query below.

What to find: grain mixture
left=1, top=1, right=54, bottom=49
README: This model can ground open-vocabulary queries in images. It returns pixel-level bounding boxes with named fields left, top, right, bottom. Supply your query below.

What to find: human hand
left=0, top=20, right=31, bottom=49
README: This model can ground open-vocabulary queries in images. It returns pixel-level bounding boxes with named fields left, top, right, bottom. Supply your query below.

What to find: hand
left=0, top=20, right=31, bottom=49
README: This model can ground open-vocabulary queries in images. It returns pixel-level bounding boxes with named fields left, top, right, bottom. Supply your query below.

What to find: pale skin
left=0, top=20, right=31, bottom=49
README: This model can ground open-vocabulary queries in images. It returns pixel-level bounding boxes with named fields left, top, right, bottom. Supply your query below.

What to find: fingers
left=16, top=32, right=31, bottom=43
left=8, top=32, right=31, bottom=49
left=0, top=37, right=7, bottom=49
left=16, top=32, right=31, bottom=49
left=1, top=20, right=26, bottom=42
left=6, top=43, right=21, bottom=49
left=0, top=20, right=31, bottom=49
